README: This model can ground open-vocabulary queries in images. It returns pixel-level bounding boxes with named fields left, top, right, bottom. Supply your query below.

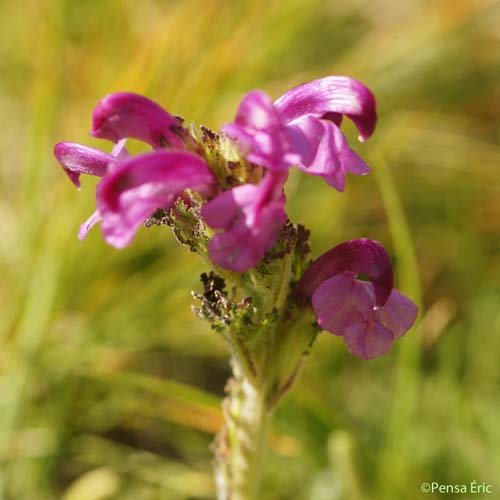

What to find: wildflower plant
left=54, top=77, right=417, bottom=500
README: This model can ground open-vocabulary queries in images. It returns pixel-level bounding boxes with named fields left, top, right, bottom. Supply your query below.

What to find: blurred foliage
left=0, top=0, right=499, bottom=498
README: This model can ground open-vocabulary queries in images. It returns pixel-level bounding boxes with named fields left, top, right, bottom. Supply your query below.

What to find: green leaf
left=86, top=370, right=221, bottom=410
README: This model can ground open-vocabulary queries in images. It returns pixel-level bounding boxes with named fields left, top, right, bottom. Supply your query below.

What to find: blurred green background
left=1, top=0, right=499, bottom=498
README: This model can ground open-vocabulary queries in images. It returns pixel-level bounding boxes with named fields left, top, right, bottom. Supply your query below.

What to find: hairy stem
left=214, top=360, right=270, bottom=500
left=226, top=326, right=258, bottom=383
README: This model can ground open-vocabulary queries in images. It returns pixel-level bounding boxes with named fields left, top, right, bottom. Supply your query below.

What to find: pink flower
left=223, top=76, right=376, bottom=191
left=97, top=151, right=217, bottom=248
left=296, top=239, right=417, bottom=359
left=54, top=93, right=213, bottom=244
left=202, top=172, right=287, bottom=272
left=221, top=91, right=313, bottom=172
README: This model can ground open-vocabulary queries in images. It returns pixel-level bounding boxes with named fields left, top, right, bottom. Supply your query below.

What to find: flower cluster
left=54, top=76, right=417, bottom=359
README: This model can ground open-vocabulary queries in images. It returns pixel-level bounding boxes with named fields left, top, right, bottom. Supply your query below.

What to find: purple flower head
left=96, top=151, right=218, bottom=248
left=221, top=91, right=313, bottom=171
left=91, top=92, right=187, bottom=150
left=222, top=77, right=376, bottom=191
left=202, top=172, right=287, bottom=273
left=296, top=239, right=417, bottom=359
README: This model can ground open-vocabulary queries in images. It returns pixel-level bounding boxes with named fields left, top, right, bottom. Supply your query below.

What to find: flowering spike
left=54, top=142, right=115, bottom=188
left=296, top=239, right=393, bottom=306
left=91, top=92, right=187, bottom=149
left=54, top=77, right=418, bottom=495
left=97, top=151, right=217, bottom=248
left=202, top=172, right=287, bottom=272
left=274, top=76, right=377, bottom=142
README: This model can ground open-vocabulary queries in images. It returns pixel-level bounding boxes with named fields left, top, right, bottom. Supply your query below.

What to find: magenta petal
left=293, top=117, right=346, bottom=191
left=54, top=142, right=114, bottom=188
left=343, top=320, right=394, bottom=359
left=78, top=210, right=102, bottom=240
left=233, top=90, right=281, bottom=130
left=342, top=148, right=371, bottom=175
left=208, top=228, right=258, bottom=272
left=111, top=138, right=130, bottom=160
left=282, top=124, right=315, bottom=167
left=207, top=200, right=286, bottom=272
left=202, top=184, right=257, bottom=230
left=291, top=117, right=369, bottom=190
left=97, top=151, right=217, bottom=248
left=91, top=92, right=186, bottom=149
left=377, top=289, right=418, bottom=339
left=202, top=173, right=287, bottom=272
left=312, top=273, right=373, bottom=335
left=275, top=76, right=377, bottom=141
left=99, top=198, right=158, bottom=248
left=310, top=273, right=414, bottom=358
left=321, top=111, right=343, bottom=126
left=324, top=168, right=346, bottom=192
left=296, top=239, right=394, bottom=305
left=292, top=117, right=339, bottom=173
left=221, top=91, right=283, bottom=167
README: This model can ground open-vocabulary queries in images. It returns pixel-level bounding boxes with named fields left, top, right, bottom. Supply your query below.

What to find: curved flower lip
left=274, top=76, right=377, bottom=142
left=295, top=238, right=393, bottom=306
left=91, top=92, right=187, bottom=149
left=54, top=142, right=115, bottom=189
left=97, top=150, right=217, bottom=248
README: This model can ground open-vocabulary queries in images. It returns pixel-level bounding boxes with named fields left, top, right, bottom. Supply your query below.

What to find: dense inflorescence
left=54, top=77, right=417, bottom=361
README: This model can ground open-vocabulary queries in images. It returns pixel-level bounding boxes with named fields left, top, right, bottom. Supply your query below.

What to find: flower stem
left=214, top=360, right=271, bottom=500
left=213, top=308, right=318, bottom=499
left=226, top=326, right=258, bottom=384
